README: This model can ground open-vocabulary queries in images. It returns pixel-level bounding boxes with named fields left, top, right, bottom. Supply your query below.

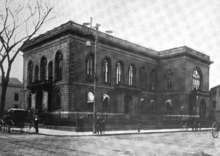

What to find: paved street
left=0, top=129, right=220, bottom=156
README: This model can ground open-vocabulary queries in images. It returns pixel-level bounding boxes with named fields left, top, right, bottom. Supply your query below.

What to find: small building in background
left=209, top=85, right=220, bottom=120
left=0, top=77, right=23, bottom=111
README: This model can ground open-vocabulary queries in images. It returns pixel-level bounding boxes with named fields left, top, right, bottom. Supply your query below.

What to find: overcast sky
left=7, top=0, right=220, bottom=89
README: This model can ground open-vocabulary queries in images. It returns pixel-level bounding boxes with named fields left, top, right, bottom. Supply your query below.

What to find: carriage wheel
left=212, top=122, right=219, bottom=138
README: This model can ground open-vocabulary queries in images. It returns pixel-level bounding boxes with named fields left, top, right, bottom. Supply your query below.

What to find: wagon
left=1, top=108, right=35, bottom=133
left=212, top=120, right=220, bottom=138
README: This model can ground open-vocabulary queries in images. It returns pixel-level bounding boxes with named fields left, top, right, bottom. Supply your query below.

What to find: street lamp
left=83, top=17, right=112, bottom=134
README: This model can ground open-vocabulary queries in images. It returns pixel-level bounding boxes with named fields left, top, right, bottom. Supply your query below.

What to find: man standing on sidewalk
left=34, top=114, right=39, bottom=134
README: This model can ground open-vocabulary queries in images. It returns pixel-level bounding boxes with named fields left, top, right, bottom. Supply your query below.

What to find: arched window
left=55, top=51, right=63, bottom=81
left=27, top=61, right=33, bottom=86
left=128, top=64, right=135, bottom=86
left=54, top=89, right=61, bottom=110
left=86, top=54, right=94, bottom=82
left=165, top=70, right=173, bottom=90
left=150, top=100, right=155, bottom=111
left=48, top=61, right=53, bottom=80
left=140, top=98, right=144, bottom=110
left=150, top=70, right=155, bottom=90
left=102, top=58, right=111, bottom=83
left=103, top=93, right=110, bottom=109
left=34, top=65, right=39, bottom=81
left=87, top=91, right=94, bottom=110
left=27, top=93, right=32, bottom=110
left=192, top=68, right=202, bottom=90
left=140, top=67, right=146, bottom=89
left=165, top=99, right=172, bottom=112
left=116, top=61, right=123, bottom=84
left=40, top=56, right=47, bottom=81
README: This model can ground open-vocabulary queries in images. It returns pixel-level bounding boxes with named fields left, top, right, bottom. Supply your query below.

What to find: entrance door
left=124, top=95, right=132, bottom=114
left=200, top=100, right=206, bottom=118
left=36, top=91, right=43, bottom=113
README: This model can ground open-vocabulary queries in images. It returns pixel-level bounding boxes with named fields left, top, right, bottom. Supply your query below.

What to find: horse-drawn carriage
left=212, top=120, right=220, bottom=138
left=0, top=108, right=35, bottom=133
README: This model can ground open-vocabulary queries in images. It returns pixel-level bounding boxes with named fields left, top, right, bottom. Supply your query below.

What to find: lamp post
left=83, top=18, right=112, bottom=134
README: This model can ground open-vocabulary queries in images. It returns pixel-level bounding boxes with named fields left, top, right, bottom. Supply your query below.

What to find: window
left=87, top=91, right=94, bottom=110
left=150, top=70, right=155, bottom=90
left=128, top=64, right=135, bottom=86
left=34, top=65, right=39, bottom=81
left=27, top=93, right=32, bottom=110
left=150, top=100, right=155, bottom=111
left=116, top=62, right=123, bottom=84
left=213, top=101, right=216, bottom=109
left=165, top=70, right=173, bottom=90
left=55, top=51, right=63, bottom=81
left=140, top=67, right=146, bottom=89
left=213, top=91, right=217, bottom=97
left=14, top=93, right=19, bottom=101
left=40, top=56, right=47, bottom=81
left=86, top=54, right=94, bottom=82
left=48, top=61, right=53, bottom=80
left=165, top=99, right=172, bottom=112
left=102, top=58, right=111, bottom=83
left=103, top=93, right=110, bottom=109
left=54, top=89, right=61, bottom=110
left=140, top=98, right=144, bottom=110
left=192, top=68, right=202, bottom=90
left=27, top=61, right=33, bottom=85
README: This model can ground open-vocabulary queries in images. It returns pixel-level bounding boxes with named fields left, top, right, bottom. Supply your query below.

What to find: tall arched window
left=27, top=93, right=32, bottom=110
left=34, top=65, right=39, bottom=81
left=192, top=68, right=202, bottom=90
left=165, top=99, right=172, bottom=112
left=150, top=70, right=155, bottom=90
left=128, top=64, right=135, bottom=86
left=150, top=100, right=155, bottom=111
left=54, top=89, right=61, bottom=110
left=102, top=58, right=111, bottom=83
left=103, top=93, right=110, bottom=109
left=140, top=98, right=144, bottom=110
left=40, top=56, right=47, bottom=81
left=55, top=51, right=63, bottom=81
left=165, top=70, right=173, bottom=90
left=48, top=61, right=53, bottom=80
left=87, top=91, right=94, bottom=110
left=27, top=61, right=33, bottom=85
left=86, top=54, right=94, bottom=82
left=116, top=61, right=123, bottom=84
left=140, top=67, right=146, bottom=89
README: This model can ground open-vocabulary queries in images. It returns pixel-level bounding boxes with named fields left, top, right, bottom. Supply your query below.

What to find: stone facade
left=21, top=21, right=212, bottom=120
left=0, top=77, right=22, bottom=110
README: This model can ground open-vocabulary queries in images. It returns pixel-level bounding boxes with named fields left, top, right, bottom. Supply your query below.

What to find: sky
left=5, top=0, right=220, bottom=89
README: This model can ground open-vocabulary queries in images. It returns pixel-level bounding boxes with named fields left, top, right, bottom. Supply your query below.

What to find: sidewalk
left=27, top=127, right=212, bottom=136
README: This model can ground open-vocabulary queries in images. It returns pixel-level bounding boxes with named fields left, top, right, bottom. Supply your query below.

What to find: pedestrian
left=34, top=114, right=39, bottom=134
left=96, top=116, right=102, bottom=134
left=79, top=115, right=84, bottom=132
left=102, top=118, right=106, bottom=134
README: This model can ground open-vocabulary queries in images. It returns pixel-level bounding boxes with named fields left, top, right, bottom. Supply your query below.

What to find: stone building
left=21, top=21, right=212, bottom=121
left=0, top=77, right=23, bottom=110
left=209, top=85, right=220, bottom=120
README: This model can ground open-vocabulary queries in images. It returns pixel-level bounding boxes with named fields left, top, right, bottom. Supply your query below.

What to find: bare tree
left=0, top=0, right=53, bottom=118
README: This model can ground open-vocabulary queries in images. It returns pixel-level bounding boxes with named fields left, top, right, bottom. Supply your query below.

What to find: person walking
left=96, top=116, right=102, bottom=134
left=79, top=115, right=84, bottom=132
left=102, top=118, right=106, bottom=134
left=34, top=114, right=39, bottom=134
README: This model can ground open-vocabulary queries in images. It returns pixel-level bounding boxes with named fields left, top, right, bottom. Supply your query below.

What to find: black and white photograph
left=0, top=0, right=220, bottom=155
